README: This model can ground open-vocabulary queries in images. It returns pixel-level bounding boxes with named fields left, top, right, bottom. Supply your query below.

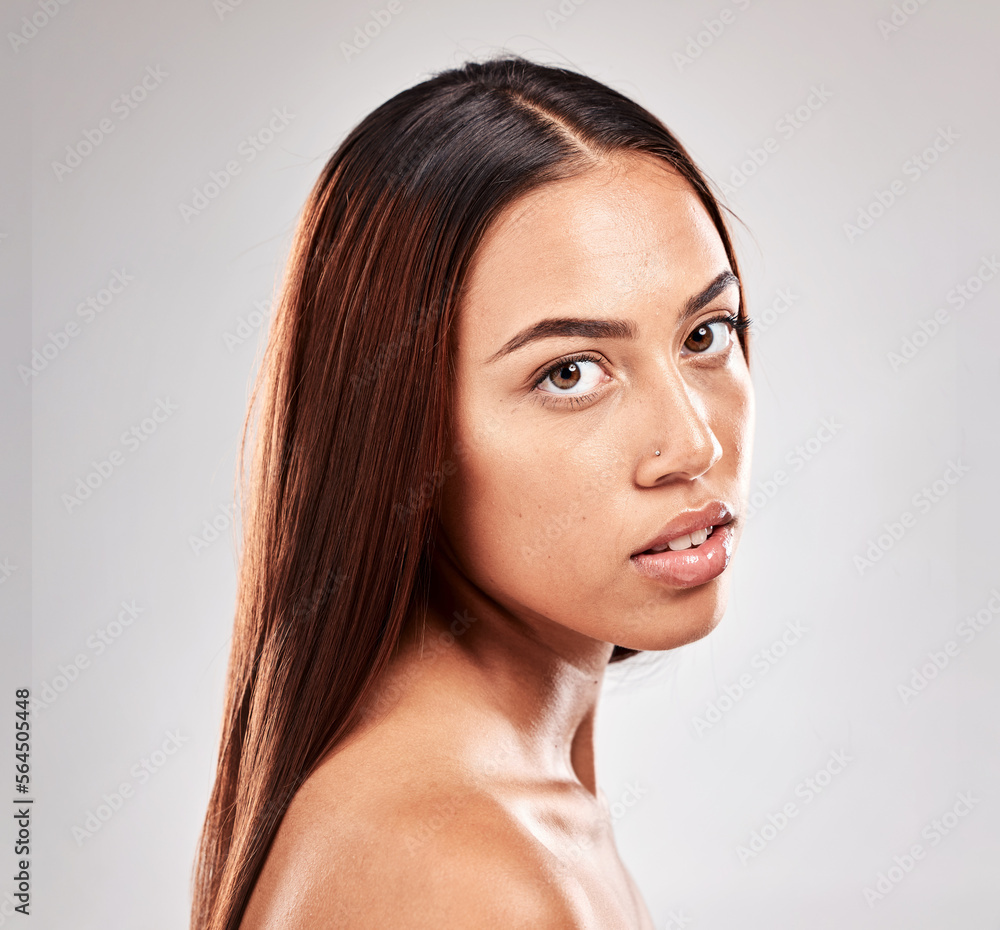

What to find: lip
left=628, top=501, right=737, bottom=589
left=630, top=501, right=735, bottom=557
left=630, top=522, right=735, bottom=588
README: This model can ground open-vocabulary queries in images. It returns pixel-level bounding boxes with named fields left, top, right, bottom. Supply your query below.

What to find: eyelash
left=531, top=312, right=751, bottom=409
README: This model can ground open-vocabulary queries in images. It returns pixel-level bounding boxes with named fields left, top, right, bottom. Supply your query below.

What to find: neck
left=389, top=538, right=614, bottom=795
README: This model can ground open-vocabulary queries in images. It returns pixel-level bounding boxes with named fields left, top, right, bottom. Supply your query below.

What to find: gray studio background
left=2, top=0, right=998, bottom=927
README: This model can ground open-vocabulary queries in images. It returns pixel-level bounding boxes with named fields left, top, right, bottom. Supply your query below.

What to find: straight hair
left=190, top=53, right=749, bottom=930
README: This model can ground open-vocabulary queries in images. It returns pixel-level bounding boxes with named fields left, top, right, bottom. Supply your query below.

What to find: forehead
left=458, top=154, right=729, bottom=351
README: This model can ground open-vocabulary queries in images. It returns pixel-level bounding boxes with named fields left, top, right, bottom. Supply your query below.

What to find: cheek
left=719, top=362, right=755, bottom=486
left=442, top=421, right=623, bottom=625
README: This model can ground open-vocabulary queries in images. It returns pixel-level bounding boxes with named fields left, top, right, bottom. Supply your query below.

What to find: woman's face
left=438, top=153, right=755, bottom=653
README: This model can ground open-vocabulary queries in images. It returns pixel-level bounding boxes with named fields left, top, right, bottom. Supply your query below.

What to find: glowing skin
left=438, top=153, right=754, bottom=655
left=240, top=153, right=755, bottom=930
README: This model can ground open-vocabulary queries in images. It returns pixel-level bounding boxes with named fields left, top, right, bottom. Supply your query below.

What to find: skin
left=240, top=152, right=755, bottom=929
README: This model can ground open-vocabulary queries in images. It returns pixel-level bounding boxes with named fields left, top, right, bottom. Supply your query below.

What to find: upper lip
left=631, top=501, right=735, bottom=556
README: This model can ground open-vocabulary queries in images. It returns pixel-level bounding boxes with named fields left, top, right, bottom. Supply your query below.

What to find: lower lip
left=629, top=523, right=735, bottom=588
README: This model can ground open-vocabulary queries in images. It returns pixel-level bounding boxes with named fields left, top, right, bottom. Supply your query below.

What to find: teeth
left=647, top=525, right=714, bottom=554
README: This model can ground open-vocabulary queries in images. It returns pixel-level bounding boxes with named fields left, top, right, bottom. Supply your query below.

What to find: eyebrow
left=486, top=270, right=740, bottom=364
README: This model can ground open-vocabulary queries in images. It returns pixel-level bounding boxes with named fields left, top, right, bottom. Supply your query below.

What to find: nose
left=635, top=370, right=722, bottom=485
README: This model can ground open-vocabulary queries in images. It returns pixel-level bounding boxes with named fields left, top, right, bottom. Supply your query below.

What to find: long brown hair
left=191, top=53, right=749, bottom=930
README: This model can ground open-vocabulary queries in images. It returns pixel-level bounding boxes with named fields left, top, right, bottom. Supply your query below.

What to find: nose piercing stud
left=654, top=450, right=660, bottom=456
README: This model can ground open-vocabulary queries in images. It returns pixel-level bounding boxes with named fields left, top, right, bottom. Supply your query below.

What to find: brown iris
left=548, top=362, right=583, bottom=390
left=684, top=323, right=717, bottom=353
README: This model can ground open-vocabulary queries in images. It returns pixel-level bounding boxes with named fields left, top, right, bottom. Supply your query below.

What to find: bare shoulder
left=239, top=751, right=586, bottom=930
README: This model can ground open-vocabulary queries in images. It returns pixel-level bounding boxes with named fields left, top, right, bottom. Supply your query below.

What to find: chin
left=610, top=579, right=731, bottom=652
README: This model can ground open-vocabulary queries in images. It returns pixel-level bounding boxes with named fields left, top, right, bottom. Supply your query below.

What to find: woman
left=191, top=54, right=755, bottom=929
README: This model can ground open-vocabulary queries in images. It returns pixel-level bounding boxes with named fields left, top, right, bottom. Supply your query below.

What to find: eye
left=683, top=313, right=744, bottom=355
left=533, top=353, right=607, bottom=404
